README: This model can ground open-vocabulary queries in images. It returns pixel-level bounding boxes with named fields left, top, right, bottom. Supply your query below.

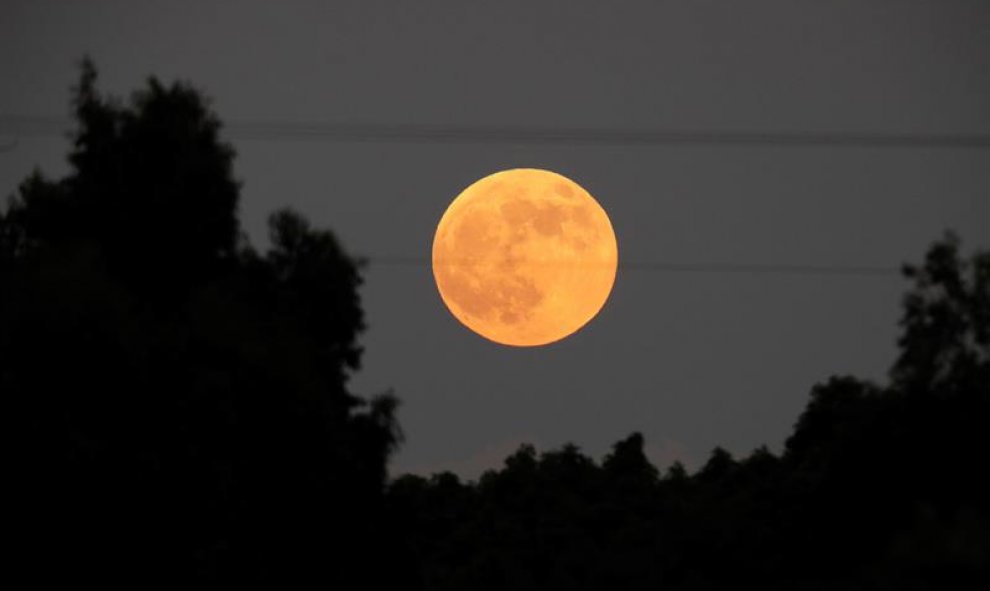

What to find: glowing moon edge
left=432, top=168, right=618, bottom=347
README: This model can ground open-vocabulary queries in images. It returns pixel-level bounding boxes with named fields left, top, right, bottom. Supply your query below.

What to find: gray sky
left=2, top=0, right=988, bottom=478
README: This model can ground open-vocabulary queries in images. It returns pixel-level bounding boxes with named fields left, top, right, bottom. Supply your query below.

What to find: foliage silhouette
left=388, top=233, right=989, bottom=591
left=3, top=59, right=402, bottom=585
left=4, top=60, right=987, bottom=589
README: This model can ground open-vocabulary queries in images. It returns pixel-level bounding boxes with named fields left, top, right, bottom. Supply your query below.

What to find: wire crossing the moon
left=369, top=255, right=900, bottom=277
left=0, top=115, right=953, bottom=280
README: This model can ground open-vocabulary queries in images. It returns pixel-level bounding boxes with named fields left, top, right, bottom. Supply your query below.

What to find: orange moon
left=432, top=168, right=618, bottom=347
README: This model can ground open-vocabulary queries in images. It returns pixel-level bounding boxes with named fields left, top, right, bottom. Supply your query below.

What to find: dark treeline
left=391, top=232, right=989, bottom=590
left=4, top=63, right=988, bottom=588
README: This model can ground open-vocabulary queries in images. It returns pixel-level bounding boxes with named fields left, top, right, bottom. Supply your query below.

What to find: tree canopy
left=3, top=59, right=401, bottom=585
left=389, top=233, right=989, bottom=591
left=4, top=60, right=986, bottom=589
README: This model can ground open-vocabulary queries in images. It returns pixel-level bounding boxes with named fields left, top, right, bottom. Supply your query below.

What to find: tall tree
left=3, top=60, right=401, bottom=585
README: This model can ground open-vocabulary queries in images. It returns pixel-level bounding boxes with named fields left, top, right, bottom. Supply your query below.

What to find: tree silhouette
left=3, top=59, right=401, bottom=585
left=5, top=59, right=987, bottom=589
left=387, top=234, right=989, bottom=591
left=893, top=232, right=989, bottom=397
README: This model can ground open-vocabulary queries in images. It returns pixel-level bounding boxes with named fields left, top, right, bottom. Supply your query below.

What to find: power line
left=617, top=261, right=898, bottom=276
left=366, top=255, right=900, bottom=277
left=0, top=114, right=933, bottom=278
left=0, top=115, right=943, bottom=280
left=1, top=114, right=989, bottom=149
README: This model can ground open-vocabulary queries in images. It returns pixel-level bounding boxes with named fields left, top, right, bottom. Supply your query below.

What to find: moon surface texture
left=432, top=168, right=618, bottom=347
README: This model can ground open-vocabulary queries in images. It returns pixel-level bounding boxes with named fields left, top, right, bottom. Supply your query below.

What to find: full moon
left=432, top=168, right=618, bottom=346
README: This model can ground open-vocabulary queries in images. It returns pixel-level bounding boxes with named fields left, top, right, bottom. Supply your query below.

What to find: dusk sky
left=2, top=0, right=988, bottom=478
